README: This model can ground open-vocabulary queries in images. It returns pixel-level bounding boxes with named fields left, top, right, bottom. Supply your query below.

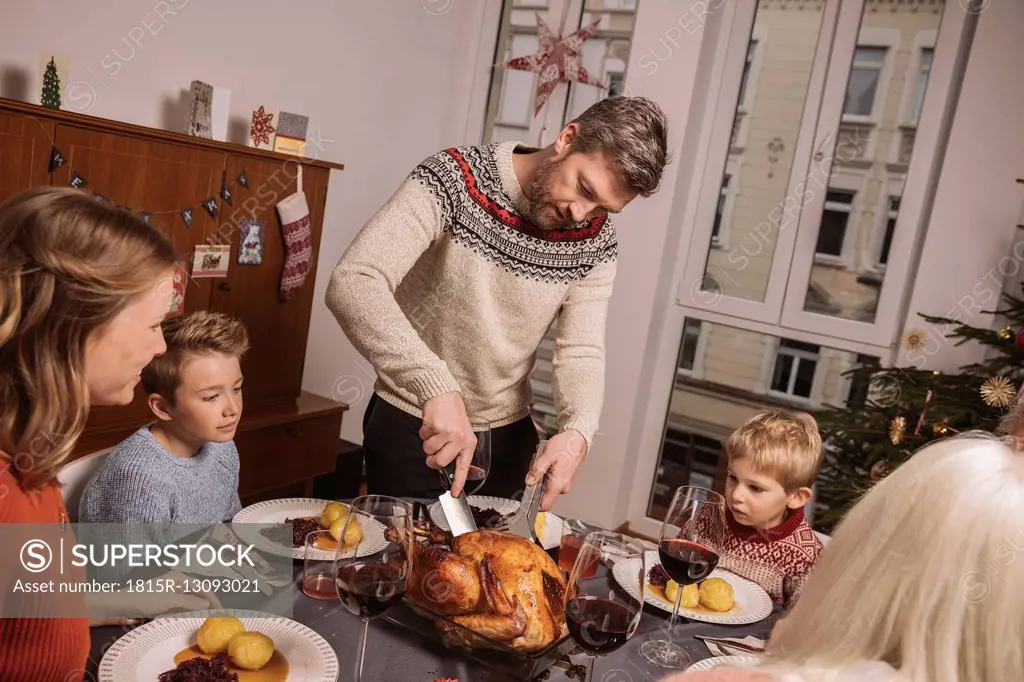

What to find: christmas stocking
left=275, top=188, right=313, bottom=300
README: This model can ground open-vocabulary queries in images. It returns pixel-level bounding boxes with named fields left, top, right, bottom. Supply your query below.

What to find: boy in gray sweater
left=80, top=311, right=250, bottom=524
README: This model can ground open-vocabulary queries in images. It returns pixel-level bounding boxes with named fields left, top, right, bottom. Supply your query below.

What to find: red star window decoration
left=500, top=13, right=606, bottom=117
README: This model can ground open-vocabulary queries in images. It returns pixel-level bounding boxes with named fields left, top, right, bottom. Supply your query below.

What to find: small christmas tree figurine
left=41, top=57, right=61, bottom=110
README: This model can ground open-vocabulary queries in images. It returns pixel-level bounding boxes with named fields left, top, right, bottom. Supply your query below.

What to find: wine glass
left=334, top=495, right=413, bottom=682
left=438, top=422, right=491, bottom=496
left=640, top=485, right=726, bottom=669
left=564, top=531, right=646, bottom=682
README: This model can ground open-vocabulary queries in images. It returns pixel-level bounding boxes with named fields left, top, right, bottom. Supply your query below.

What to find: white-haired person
left=660, top=431, right=1024, bottom=682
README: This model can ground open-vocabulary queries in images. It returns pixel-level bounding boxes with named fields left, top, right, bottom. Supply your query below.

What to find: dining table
left=85, top=497, right=784, bottom=681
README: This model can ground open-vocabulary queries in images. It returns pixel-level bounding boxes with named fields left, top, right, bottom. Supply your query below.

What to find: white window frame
left=675, top=317, right=709, bottom=380
left=870, top=174, right=905, bottom=272
left=678, top=1, right=841, bottom=331
left=762, top=337, right=823, bottom=405
left=902, top=31, right=939, bottom=127
left=840, top=41, right=894, bottom=125
left=814, top=189, right=854, bottom=262
left=605, top=69, right=626, bottom=98
left=711, top=158, right=740, bottom=248
left=731, top=25, right=766, bottom=153
left=779, top=3, right=966, bottom=350
left=812, top=173, right=862, bottom=267
left=626, top=0, right=973, bottom=540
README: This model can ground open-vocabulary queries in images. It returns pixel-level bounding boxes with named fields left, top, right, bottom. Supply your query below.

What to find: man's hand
left=420, top=391, right=477, bottom=497
left=525, top=429, right=588, bottom=511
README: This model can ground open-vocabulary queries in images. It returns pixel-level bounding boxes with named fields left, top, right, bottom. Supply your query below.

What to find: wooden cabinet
left=0, top=98, right=347, bottom=501
left=0, top=110, right=55, bottom=197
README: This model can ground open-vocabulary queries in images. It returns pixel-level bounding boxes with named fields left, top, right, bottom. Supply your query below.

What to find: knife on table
left=438, top=461, right=478, bottom=537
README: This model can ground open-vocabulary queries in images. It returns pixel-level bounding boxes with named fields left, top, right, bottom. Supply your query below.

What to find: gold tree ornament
left=1000, top=327, right=1014, bottom=340
left=932, top=419, right=951, bottom=436
left=980, top=376, right=1015, bottom=408
left=901, top=328, right=927, bottom=352
left=869, top=460, right=892, bottom=482
left=889, top=416, right=906, bottom=445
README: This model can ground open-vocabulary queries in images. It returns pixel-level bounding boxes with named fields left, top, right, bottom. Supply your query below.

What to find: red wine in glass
left=336, top=563, right=406, bottom=619
left=658, top=539, right=719, bottom=585
left=565, top=596, right=639, bottom=655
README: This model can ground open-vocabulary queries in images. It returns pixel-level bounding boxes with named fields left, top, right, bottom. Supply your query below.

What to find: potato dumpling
left=698, top=577, right=735, bottom=612
left=664, top=580, right=699, bottom=608
left=197, top=616, right=245, bottom=654
left=320, top=502, right=348, bottom=529
left=227, top=631, right=275, bottom=671
left=329, top=515, right=362, bottom=547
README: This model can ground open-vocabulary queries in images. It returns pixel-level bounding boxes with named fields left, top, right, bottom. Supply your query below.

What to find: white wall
left=0, top=0, right=494, bottom=445
left=896, top=0, right=1024, bottom=372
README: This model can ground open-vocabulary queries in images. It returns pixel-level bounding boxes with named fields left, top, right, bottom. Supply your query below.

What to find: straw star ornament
left=501, top=13, right=606, bottom=117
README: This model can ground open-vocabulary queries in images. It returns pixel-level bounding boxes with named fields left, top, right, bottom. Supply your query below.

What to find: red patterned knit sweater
left=697, top=506, right=822, bottom=608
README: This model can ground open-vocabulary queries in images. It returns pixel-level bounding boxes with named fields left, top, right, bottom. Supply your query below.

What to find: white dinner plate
left=232, top=497, right=388, bottom=561
left=686, top=655, right=762, bottom=673
left=98, top=610, right=339, bottom=681
left=427, top=496, right=562, bottom=550
left=612, top=550, right=773, bottom=625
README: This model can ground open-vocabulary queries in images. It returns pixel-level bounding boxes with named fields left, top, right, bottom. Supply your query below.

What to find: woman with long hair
left=1, top=186, right=185, bottom=681
left=664, top=432, right=1024, bottom=682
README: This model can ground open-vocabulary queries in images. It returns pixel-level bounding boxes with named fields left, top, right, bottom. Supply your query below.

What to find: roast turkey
left=407, top=529, right=568, bottom=652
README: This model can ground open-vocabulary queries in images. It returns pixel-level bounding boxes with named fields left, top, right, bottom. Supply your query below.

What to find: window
left=843, top=47, right=887, bottom=118
left=606, top=71, right=625, bottom=98
left=845, top=353, right=882, bottom=408
left=911, top=48, right=934, bottom=124
left=737, top=40, right=758, bottom=111
left=647, top=429, right=723, bottom=519
left=877, top=197, right=900, bottom=266
left=770, top=339, right=820, bottom=400
left=815, top=190, right=855, bottom=258
left=677, top=319, right=703, bottom=373
left=711, top=174, right=731, bottom=244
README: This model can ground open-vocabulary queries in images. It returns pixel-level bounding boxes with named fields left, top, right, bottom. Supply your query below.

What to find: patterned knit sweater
left=79, top=425, right=242, bottom=524
left=0, top=465, right=89, bottom=681
left=325, top=141, right=617, bottom=446
left=696, top=506, right=822, bottom=608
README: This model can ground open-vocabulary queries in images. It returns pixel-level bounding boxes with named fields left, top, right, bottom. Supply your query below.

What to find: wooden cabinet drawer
left=234, top=413, right=340, bottom=498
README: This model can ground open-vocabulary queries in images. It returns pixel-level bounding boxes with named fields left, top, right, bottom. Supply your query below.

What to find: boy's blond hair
left=142, top=311, right=250, bottom=404
left=725, top=409, right=822, bottom=491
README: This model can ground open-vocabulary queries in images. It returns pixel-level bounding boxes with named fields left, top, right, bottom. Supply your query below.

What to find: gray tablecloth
left=86, top=503, right=783, bottom=681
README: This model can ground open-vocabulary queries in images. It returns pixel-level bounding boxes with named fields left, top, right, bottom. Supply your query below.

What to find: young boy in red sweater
left=714, top=409, right=824, bottom=608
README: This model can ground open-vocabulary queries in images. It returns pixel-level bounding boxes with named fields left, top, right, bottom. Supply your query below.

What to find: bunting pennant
left=49, top=146, right=66, bottom=172
left=44, top=143, right=250, bottom=224
left=201, top=198, right=219, bottom=219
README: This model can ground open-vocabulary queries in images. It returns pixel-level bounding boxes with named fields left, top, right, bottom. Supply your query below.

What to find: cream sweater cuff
left=407, top=368, right=462, bottom=406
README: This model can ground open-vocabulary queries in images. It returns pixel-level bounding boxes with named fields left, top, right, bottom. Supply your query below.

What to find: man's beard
left=524, top=156, right=567, bottom=230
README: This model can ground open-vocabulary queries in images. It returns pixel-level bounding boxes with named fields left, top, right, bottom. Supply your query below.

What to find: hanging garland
left=35, top=118, right=249, bottom=229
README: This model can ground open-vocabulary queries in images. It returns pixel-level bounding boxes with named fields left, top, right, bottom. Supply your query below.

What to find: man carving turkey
left=325, top=96, right=669, bottom=510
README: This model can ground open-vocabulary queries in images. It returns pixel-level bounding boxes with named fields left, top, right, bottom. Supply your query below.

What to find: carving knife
left=438, top=461, right=478, bottom=537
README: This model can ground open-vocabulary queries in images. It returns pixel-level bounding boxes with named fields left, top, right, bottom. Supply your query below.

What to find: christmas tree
left=813, top=288, right=1024, bottom=532
left=41, top=57, right=61, bottom=110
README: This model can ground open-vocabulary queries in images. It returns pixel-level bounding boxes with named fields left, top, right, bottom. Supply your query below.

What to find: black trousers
left=362, top=393, right=540, bottom=500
